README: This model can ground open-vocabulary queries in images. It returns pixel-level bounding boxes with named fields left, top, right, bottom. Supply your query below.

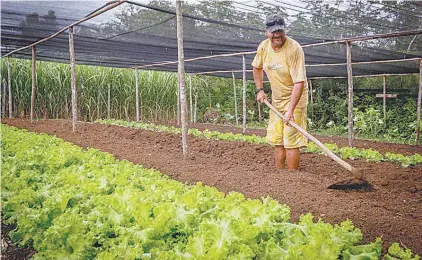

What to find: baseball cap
left=265, top=13, right=285, bottom=33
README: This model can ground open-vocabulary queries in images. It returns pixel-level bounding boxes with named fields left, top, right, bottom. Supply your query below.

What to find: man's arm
left=253, top=67, right=267, bottom=102
left=288, top=81, right=304, bottom=113
left=284, top=81, right=304, bottom=124
left=253, top=67, right=263, bottom=89
left=285, top=45, right=307, bottom=123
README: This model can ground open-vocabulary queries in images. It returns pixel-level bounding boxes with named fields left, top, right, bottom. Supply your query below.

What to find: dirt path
left=3, top=118, right=422, bottom=255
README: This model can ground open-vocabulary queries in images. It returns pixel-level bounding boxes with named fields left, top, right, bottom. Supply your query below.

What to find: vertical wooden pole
left=140, top=88, right=143, bottom=121
left=176, top=0, right=188, bottom=156
left=383, top=75, right=387, bottom=124
left=2, top=80, right=6, bottom=117
left=194, top=94, right=197, bottom=123
left=135, top=69, right=140, bottom=122
left=7, top=57, right=12, bottom=119
left=416, top=59, right=422, bottom=144
left=80, top=75, right=85, bottom=121
left=258, top=102, right=262, bottom=121
left=97, top=88, right=100, bottom=119
left=69, top=26, right=77, bottom=132
left=189, top=74, right=193, bottom=123
left=309, top=79, right=314, bottom=120
left=177, top=82, right=180, bottom=125
left=208, top=88, right=211, bottom=108
left=107, top=84, right=111, bottom=119
left=232, top=72, right=239, bottom=125
left=346, top=41, right=354, bottom=146
left=30, top=46, right=36, bottom=122
left=309, top=79, right=314, bottom=105
left=242, top=55, right=247, bottom=134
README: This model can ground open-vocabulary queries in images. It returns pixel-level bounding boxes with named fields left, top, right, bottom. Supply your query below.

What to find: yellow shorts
left=266, top=108, right=308, bottom=149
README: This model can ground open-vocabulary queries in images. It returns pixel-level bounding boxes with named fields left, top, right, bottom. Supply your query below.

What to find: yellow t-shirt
left=251, top=37, right=308, bottom=111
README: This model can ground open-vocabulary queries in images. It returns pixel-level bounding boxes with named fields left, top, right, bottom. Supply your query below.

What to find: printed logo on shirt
left=267, top=63, right=283, bottom=70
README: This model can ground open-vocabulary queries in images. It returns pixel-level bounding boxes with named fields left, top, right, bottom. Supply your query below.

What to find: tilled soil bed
left=2, top=118, right=422, bottom=256
left=182, top=122, right=422, bottom=156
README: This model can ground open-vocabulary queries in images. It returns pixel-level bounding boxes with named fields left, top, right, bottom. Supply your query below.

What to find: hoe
left=264, top=99, right=373, bottom=191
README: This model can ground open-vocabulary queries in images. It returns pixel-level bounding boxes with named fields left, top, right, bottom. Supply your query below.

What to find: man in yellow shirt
left=252, top=13, right=308, bottom=170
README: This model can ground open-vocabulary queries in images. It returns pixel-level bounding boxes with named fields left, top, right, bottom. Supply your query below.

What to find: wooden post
left=258, top=102, right=261, bottom=122
left=31, top=46, right=36, bottom=122
left=2, top=79, right=6, bottom=117
left=177, top=82, right=180, bottom=125
left=242, top=55, right=247, bottom=134
left=232, top=72, right=239, bottom=125
left=135, top=69, right=140, bottom=122
left=97, top=88, right=100, bottom=119
left=346, top=41, right=354, bottom=146
left=7, top=58, right=12, bottom=119
left=176, top=0, right=188, bottom=156
left=309, top=79, right=314, bottom=105
left=383, top=75, right=387, bottom=124
left=194, top=94, right=197, bottom=123
left=107, top=84, right=111, bottom=119
left=189, top=74, right=193, bottom=123
left=416, top=59, right=422, bottom=144
left=208, top=88, right=211, bottom=108
left=69, top=26, right=77, bottom=132
left=309, top=79, right=314, bottom=120
left=140, top=88, right=143, bottom=121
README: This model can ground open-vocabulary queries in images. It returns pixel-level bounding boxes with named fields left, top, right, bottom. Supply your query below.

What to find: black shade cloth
left=1, top=1, right=421, bottom=80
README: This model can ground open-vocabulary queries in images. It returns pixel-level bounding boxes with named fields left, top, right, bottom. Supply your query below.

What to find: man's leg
left=274, top=145, right=286, bottom=169
left=286, top=148, right=300, bottom=170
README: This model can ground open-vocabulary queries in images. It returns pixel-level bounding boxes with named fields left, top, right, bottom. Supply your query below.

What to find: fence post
left=416, top=59, right=422, bottom=144
left=176, top=0, right=189, bottom=156
left=135, top=69, right=140, bottom=122
left=232, top=72, right=239, bottom=125
left=7, top=57, right=12, bottom=119
left=242, top=55, right=247, bottom=134
left=346, top=41, right=354, bottom=146
left=69, top=26, right=78, bottom=132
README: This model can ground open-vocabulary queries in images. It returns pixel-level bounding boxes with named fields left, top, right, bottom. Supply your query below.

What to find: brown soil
left=1, top=222, right=35, bottom=260
left=183, top=122, right=422, bottom=156
left=2, top=118, right=422, bottom=257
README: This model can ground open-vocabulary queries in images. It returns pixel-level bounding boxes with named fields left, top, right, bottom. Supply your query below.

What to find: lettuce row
left=2, top=124, right=419, bottom=259
left=97, top=119, right=422, bottom=168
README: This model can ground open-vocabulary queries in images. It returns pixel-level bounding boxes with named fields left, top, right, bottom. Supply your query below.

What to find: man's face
left=266, top=29, right=286, bottom=47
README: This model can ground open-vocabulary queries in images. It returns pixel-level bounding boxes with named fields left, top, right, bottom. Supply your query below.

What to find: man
left=252, top=13, right=308, bottom=170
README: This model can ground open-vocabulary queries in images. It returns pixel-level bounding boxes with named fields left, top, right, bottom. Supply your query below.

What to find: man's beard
left=271, top=36, right=284, bottom=46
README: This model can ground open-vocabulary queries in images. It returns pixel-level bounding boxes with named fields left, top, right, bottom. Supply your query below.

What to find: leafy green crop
left=385, top=243, right=420, bottom=260
left=2, top=124, right=419, bottom=259
left=97, top=119, right=422, bottom=168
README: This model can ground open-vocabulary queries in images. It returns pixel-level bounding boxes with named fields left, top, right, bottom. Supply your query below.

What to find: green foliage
left=341, top=237, right=382, bottom=260
left=2, top=57, right=419, bottom=145
left=1, top=59, right=266, bottom=125
left=97, top=119, right=267, bottom=144
left=353, top=107, right=384, bottom=137
left=308, top=76, right=420, bottom=145
left=306, top=141, right=419, bottom=166
left=385, top=243, right=421, bottom=260
left=384, top=153, right=422, bottom=168
left=5, top=124, right=419, bottom=258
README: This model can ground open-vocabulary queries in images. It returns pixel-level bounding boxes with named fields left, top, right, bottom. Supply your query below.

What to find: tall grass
left=0, top=58, right=258, bottom=123
left=0, top=59, right=196, bottom=122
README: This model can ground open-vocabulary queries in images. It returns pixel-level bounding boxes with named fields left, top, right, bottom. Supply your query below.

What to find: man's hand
left=283, top=109, right=295, bottom=126
left=256, top=89, right=267, bottom=103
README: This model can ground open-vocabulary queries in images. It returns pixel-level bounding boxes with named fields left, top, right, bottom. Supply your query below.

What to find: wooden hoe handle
left=263, top=99, right=360, bottom=175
